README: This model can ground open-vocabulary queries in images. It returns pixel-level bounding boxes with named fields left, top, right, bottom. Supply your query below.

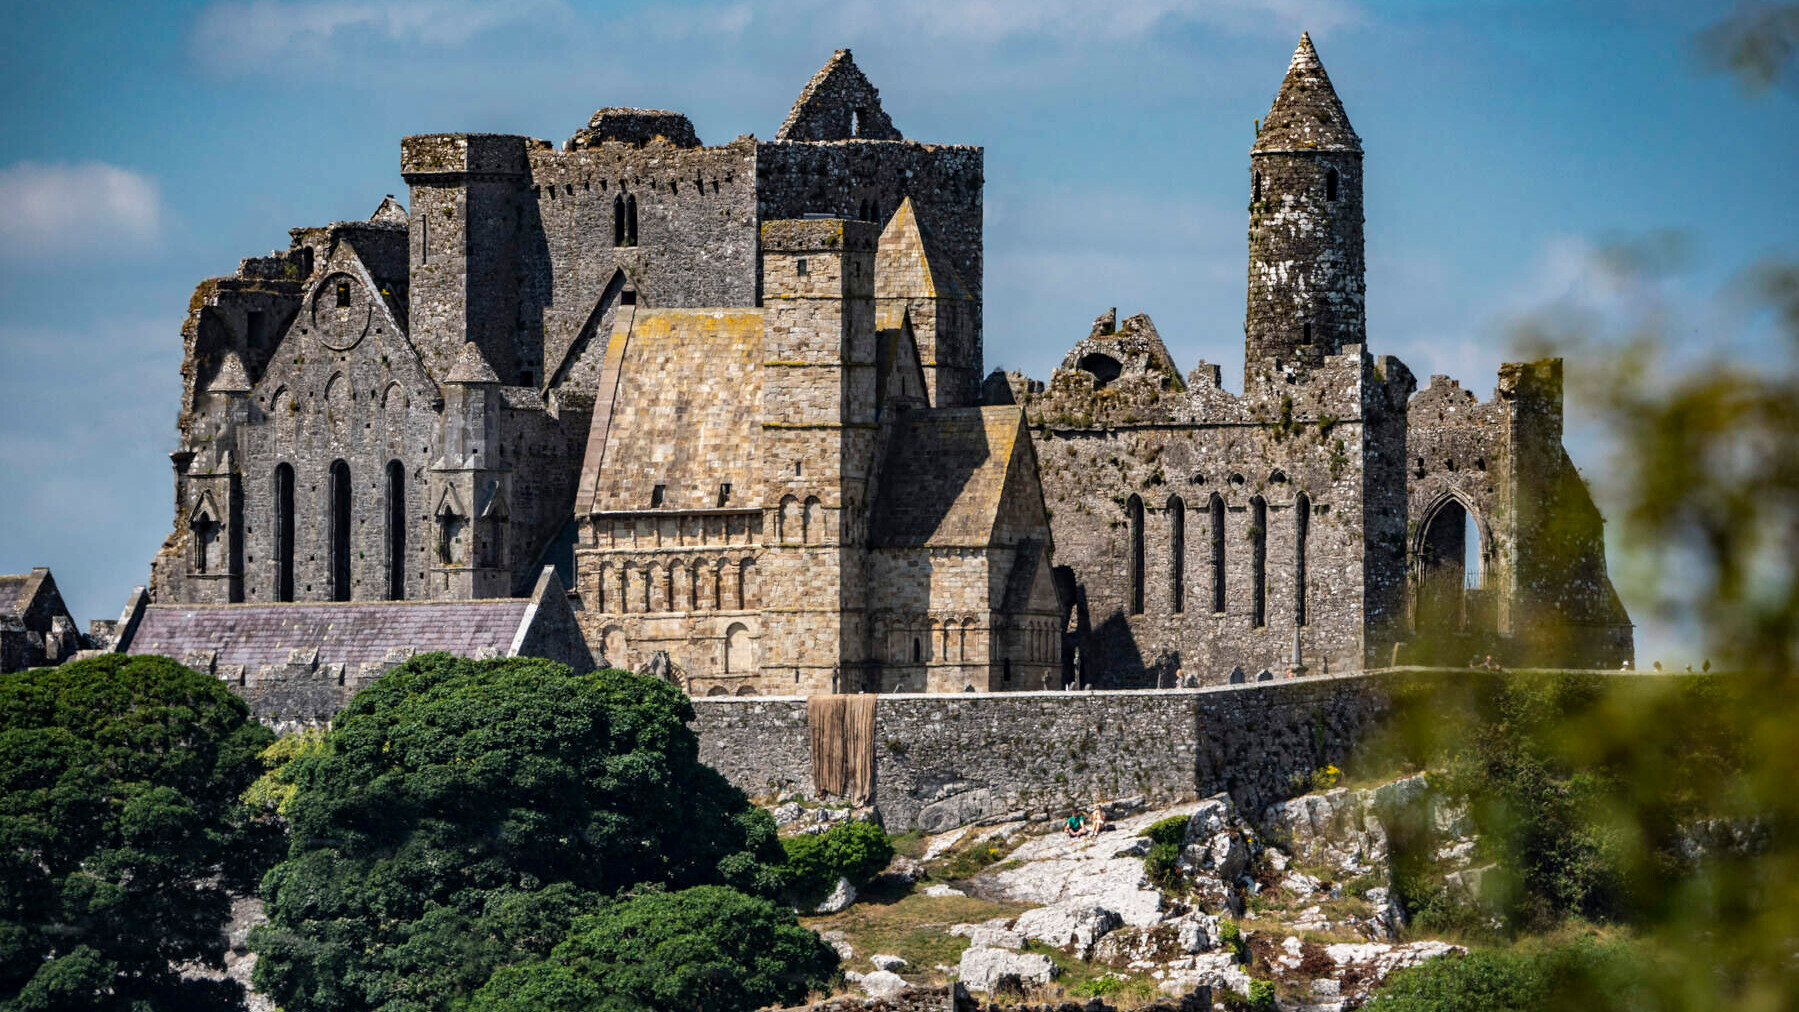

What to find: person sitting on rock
left=1087, top=803, right=1108, bottom=836
left=1064, top=810, right=1087, bottom=837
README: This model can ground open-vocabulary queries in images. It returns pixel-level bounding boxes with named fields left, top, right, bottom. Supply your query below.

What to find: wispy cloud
left=190, top=0, right=571, bottom=74
left=0, top=162, right=164, bottom=258
left=836, top=0, right=1362, bottom=41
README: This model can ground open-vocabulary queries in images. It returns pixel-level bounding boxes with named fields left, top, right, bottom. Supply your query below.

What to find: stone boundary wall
left=694, top=670, right=1428, bottom=832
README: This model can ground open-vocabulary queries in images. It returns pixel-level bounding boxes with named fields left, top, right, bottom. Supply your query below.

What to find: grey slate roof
left=0, top=575, right=29, bottom=618
left=124, top=598, right=532, bottom=671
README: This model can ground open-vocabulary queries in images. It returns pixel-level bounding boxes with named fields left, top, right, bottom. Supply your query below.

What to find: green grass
left=1022, top=941, right=1164, bottom=1003
left=800, top=892, right=1026, bottom=981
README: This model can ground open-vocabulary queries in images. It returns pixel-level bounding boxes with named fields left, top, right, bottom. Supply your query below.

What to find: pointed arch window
left=385, top=461, right=406, bottom=600
left=1250, top=495, right=1267, bottom=627
left=329, top=459, right=351, bottom=601
left=612, top=194, right=626, bottom=246
left=1209, top=494, right=1226, bottom=613
left=1253, top=171, right=1262, bottom=202
left=274, top=463, right=295, bottom=602
left=1126, top=495, right=1145, bottom=615
left=1168, top=495, right=1186, bottom=613
left=624, top=194, right=638, bottom=246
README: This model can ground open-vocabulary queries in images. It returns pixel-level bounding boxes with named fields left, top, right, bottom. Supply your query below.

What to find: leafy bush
left=1364, top=937, right=1657, bottom=1012
left=471, top=885, right=838, bottom=1012
left=250, top=655, right=789, bottom=1012
left=1142, top=814, right=1189, bottom=892
left=1219, top=920, right=1250, bottom=964
left=240, top=727, right=327, bottom=817
left=781, top=820, right=893, bottom=901
left=0, top=654, right=275, bottom=1011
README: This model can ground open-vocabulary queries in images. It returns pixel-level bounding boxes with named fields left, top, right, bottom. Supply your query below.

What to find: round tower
left=1246, top=33, right=1364, bottom=378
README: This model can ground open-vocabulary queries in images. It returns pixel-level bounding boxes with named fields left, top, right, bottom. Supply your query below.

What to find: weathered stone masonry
left=693, top=671, right=1407, bottom=832
left=141, top=36, right=1630, bottom=710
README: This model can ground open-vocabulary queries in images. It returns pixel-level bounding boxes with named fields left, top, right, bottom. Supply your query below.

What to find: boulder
left=950, top=918, right=1024, bottom=950
left=770, top=802, right=804, bottom=826
left=918, top=789, right=994, bottom=833
left=1013, top=904, right=1121, bottom=958
left=870, top=954, right=908, bottom=972
left=859, top=969, right=909, bottom=997
left=957, top=946, right=1057, bottom=993
left=923, top=883, right=967, bottom=898
left=814, top=877, right=856, bottom=914
left=818, top=929, right=854, bottom=960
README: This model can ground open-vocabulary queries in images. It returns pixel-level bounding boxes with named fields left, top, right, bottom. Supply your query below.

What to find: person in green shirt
left=1064, top=811, right=1087, bottom=837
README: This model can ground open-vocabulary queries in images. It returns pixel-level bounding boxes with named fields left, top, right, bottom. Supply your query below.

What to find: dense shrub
left=1142, top=814, right=1189, bottom=892
left=1365, top=937, right=1658, bottom=1012
left=781, top=820, right=893, bottom=901
left=0, top=654, right=275, bottom=1011
left=251, top=655, right=790, bottom=1012
left=471, top=886, right=838, bottom=1012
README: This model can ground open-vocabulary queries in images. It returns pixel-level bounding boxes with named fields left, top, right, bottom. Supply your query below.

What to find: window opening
left=336, top=281, right=351, bottom=308
left=624, top=194, right=638, bottom=246
left=1295, top=493, right=1310, bottom=625
left=275, top=464, right=294, bottom=601
left=651, top=484, right=665, bottom=508
left=1326, top=167, right=1339, bottom=202
left=1168, top=495, right=1185, bottom=613
left=1126, top=495, right=1145, bottom=615
left=1209, top=494, right=1226, bottom=613
left=613, top=195, right=625, bottom=246
left=329, top=460, right=351, bottom=601
left=386, top=461, right=405, bottom=600
left=1250, top=496, right=1267, bottom=627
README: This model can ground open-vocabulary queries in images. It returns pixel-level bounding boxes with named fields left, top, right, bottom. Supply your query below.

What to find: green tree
left=0, top=654, right=275, bottom=1012
left=779, top=820, right=893, bottom=903
left=250, top=655, right=791, bottom=1012
left=471, top=886, right=839, bottom=1012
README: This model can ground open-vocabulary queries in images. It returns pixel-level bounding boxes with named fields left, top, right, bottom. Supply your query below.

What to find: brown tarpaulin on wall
left=808, top=694, right=877, bottom=804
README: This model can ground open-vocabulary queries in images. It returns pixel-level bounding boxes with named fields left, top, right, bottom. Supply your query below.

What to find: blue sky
left=1, top=0, right=1791, bottom=662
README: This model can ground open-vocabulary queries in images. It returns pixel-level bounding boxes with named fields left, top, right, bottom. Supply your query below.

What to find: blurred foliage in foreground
left=1360, top=26, right=1799, bottom=996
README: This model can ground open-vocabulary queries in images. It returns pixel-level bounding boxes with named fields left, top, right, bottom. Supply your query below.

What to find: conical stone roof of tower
left=1253, top=33, right=1360, bottom=153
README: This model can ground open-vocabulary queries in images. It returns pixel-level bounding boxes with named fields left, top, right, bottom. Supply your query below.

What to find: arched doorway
left=1414, top=496, right=1486, bottom=642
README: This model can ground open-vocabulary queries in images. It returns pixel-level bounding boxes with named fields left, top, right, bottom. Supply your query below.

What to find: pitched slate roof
left=581, top=308, right=766, bottom=514
left=871, top=406, right=1032, bottom=548
left=876, top=197, right=970, bottom=302
left=123, top=598, right=533, bottom=671
left=1254, top=33, right=1361, bottom=154
left=0, top=573, right=35, bottom=618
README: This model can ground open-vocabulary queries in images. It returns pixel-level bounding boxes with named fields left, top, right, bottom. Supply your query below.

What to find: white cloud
left=0, top=162, right=164, bottom=257
left=190, top=0, right=570, bottom=73
left=857, top=0, right=1362, bottom=41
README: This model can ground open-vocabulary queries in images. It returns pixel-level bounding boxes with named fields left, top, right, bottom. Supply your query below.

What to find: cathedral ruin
left=125, top=38, right=1632, bottom=715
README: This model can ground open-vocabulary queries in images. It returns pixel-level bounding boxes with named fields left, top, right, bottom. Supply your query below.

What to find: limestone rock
left=950, top=918, right=1024, bottom=950
left=819, top=929, right=854, bottom=960
left=770, top=802, right=804, bottom=825
left=814, top=877, right=856, bottom=914
left=859, top=969, right=909, bottom=997
left=956, top=946, right=1057, bottom=993
left=870, top=953, right=908, bottom=972
left=924, top=883, right=967, bottom=898
left=1013, top=903, right=1121, bottom=958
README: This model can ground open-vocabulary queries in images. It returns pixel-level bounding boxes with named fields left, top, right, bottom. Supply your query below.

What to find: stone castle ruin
left=125, top=38, right=1630, bottom=714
